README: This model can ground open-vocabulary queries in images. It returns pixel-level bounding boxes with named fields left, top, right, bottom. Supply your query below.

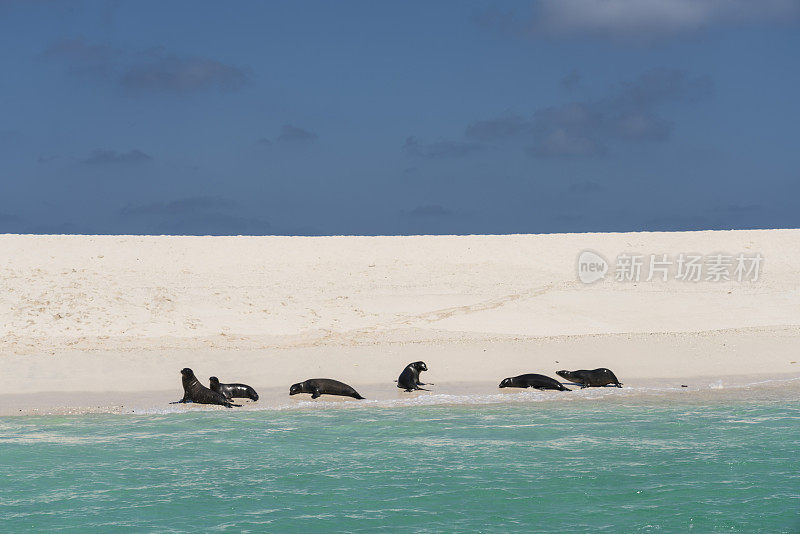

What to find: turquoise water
left=1, top=401, right=798, bottom=533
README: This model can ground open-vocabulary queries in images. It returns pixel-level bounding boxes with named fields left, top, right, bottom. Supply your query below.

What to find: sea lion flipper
left=171, top=394, right=189, bottom=404
left=311, top=388, right=321, bottom=399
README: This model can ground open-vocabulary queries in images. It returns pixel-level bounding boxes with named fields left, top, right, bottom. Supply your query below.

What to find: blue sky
left=1, top=0, right=798, bottom=235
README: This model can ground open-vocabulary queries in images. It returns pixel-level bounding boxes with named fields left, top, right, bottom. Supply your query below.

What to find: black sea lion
left=556, top=368, right=622, bottom=388
left=499, top=373, right=570, bottom=391
left=171, top=368, right=240, bottom=408
left=209, top=376, right=259, bottom=401
left=289, top=378, right=365, bottom=400
left=397, top=361, right=431, bottom=391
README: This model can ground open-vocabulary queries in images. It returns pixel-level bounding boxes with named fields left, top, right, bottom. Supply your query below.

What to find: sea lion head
left=181, top=368, right=195, bottom=379
left=289, top=382, right=304, bottom=396
left=499, top=377, right=514, bottom=388
left=555, top=370, right=572, bottom=380
left=412, top=361, right=427, bottom=372
left=209, top=376, right=220, bottom=387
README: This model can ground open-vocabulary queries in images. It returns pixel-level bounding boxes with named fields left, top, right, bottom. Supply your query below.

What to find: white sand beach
left=1, top=230, right=799, bottom=415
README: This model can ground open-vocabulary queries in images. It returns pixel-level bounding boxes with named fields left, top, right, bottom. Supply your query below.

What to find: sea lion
left=555, top=368, right=622, bottom=388
left=209, top=376, right=259, bottom=401
left=289, top=378, right=365, bottom=400
left=171, top=368, right=240, bottom=408
left=397, top=361, right=431, bottom=391
left=499, top=373, right=570, bottom=391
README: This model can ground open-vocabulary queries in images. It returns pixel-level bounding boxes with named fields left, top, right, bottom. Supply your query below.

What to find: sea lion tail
left=353, top=393, right=365, bottom=400
left=561, top=386, right=572, bottom=391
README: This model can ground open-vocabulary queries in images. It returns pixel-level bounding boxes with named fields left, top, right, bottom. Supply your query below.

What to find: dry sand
left=1, top=230, right=799, bottom=415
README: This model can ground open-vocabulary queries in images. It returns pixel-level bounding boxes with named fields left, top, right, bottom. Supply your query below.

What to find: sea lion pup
left=499, top=373, right=570, bottom=391
left=289, top=378, right=365, bottom=400
left=171, top=368, right=240, bottom=408
left=556, top=368, right=622, bottom=388
left=209, top=376, right=259, bottom=401
left=397, top=361, right=431, bottom=391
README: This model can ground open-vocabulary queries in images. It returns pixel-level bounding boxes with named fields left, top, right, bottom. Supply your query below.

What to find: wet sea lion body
left=289, top=378, right=365, bottom=400
left=556, top=368, right=622, bottom=388
left=172, top=368, right=240, bottom=408
left=397, top=361, right=430, bottom=392
left=209, top=376, right=259, bottom=401
left=499, top=373, right=570, bottom=391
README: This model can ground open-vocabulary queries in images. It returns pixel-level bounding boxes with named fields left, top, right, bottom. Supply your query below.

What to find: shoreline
left=3, top=373, right=798, bottom=417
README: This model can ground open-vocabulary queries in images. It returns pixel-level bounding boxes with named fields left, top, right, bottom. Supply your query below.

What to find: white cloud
left=500, top=0, right=800, bottom=39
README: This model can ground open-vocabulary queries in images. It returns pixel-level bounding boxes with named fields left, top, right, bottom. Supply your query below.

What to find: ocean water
left=1, top=400, right=798, bottom=533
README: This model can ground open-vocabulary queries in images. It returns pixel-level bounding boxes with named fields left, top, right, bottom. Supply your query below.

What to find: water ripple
left=0, top=401, right=797, bottom=532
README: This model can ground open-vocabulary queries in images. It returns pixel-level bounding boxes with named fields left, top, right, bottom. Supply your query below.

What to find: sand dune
left=1, top=230, right=798, bottom=413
